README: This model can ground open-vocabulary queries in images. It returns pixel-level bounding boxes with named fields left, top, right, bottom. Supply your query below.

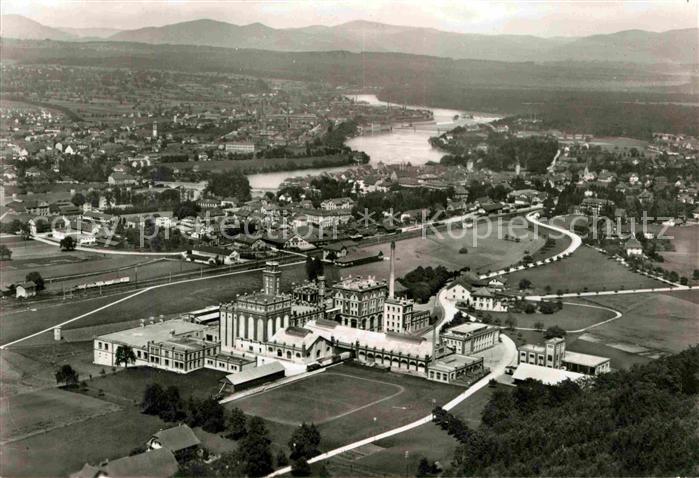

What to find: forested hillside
left=435, top=346, right=699, bottom=476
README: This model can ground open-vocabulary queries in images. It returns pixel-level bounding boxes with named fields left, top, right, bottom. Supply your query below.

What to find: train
left=75, top=276, right=130, bottom=290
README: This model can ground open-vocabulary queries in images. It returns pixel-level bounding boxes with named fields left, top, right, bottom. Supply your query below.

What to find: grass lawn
left=235, top=371, right=404, bottom=426
left=335, top=384, right=499, bottom=476
left=346, top=219, right=545, bottom=280
left=506, top=246, right=664, bottom=294
left=229, top=364, right=463, bottom=455
left=658, top=225, right=699, bottom=280
left=0, top=261, right=307, bottom=347
left=489, top=301, right=616, bottom=331
left=576, top=291, right=699, bottom=355
left=0, top=388, right=120, bottom=443
left=85, top=367, right=227, bottom=405
left=0, top=408, right=166, bottom=477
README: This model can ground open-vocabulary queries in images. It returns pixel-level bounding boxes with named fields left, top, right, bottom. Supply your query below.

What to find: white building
left=441, top=322, right=500, bottom=355
left=93, top=319, right=219, bottom=373
left=471, top=287, right=509, bottom=312
left=225, top=142, right=256, bottom=154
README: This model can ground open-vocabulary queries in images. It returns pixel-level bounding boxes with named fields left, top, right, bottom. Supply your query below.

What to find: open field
left=83, top=367, right=226, bottom=404
left=236, top=371, right=404, bottom=426
left=230, top=364, right=463, bottom=453
left=506, top=246, right=664, bottom=294
left=330, top=383, right=499, bottom=476
left=489, top=301, right=616, bottom=331
left=659, top=225, right=699, bottom=279
left=0, top=388, right=119, bottom=444
left=345, top=219, right=545, bottom=279
left=0, top=408, right=166, bottom=477
left=0, top=261, right=308, bottom=347
left=1, top=237, right=201, bottom=289
left=1, top=236, right=71, bottom=260
left=576, top=290, right=699, bottom=356
left=0, top=366, right=236, bottom=476
left=1, top=341, right=110, bottom=397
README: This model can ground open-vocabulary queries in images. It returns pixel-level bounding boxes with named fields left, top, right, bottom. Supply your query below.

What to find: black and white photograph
left=0, top=1, right=698, bottom=476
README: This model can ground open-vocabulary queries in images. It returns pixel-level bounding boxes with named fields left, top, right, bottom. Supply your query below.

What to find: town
left=1, top=5, right=699, bottom=478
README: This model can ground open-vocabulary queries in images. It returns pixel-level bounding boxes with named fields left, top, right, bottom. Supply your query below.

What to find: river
left=248, top=94, right=500, bottom=191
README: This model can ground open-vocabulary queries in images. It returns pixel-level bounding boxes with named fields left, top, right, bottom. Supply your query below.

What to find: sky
left=2, top=0, right=696, bottom=37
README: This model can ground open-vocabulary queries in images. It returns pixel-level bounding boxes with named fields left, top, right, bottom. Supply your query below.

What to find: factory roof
left=512, top=363, right=584, bottom=386
left=96, top=319, right=207, bottom=349
left=563, top=351, right=610, bottom=368
left=305, top=319, right=433, bottom=358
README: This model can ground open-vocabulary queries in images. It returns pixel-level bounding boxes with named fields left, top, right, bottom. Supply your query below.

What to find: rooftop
left=512, top=363, right=584, bottom=386
left=223, top=361, right=285, bottom=386
left=332, top=276, right=387, bottom=291
left=305, top=320, right=433, bottom=358
left=151, top=424, right=200, bottom=452
left=563, top=350, right=610, bottom=368
left=97, top=319, right=207, bottom=349
left=445, top=322, right=492, bottom=336
left=430, top=354, right=482, bottom=372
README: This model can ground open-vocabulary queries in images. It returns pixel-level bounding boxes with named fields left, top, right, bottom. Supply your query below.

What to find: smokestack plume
left=389, top=241, right=396, bottom=299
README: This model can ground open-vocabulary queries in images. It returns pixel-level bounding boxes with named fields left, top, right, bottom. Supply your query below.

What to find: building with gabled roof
left=70, top=448, right=178, bottom=478
left=147, top=424, right=200, bottom=456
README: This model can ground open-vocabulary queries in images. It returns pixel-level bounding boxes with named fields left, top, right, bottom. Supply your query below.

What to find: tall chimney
left=389, top=241, right=396, bottom=299
left=317, top=275, right=326, bottom=306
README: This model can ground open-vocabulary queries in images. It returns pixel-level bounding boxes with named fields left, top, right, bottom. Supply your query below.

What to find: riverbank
left=163, top=153, right=362, bottom=175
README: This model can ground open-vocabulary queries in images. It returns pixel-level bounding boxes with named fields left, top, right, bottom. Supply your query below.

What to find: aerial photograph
left=0, top=0, right=697, bottom=476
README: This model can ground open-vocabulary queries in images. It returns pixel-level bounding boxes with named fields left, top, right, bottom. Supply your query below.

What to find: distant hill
left=107, top=18, right=698, bottom=64
left=0, top=14, right=75, bottom=41
left=59, top=27, right=122, bottom=39
left=1, top=15, right=697, bottom=64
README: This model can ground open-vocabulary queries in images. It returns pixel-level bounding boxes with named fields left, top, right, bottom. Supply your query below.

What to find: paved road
left=479, top=211, right=582, bottom=280
left=526, top=285, right=693, bottom=301
left=266, top=334, right=518, bottom=478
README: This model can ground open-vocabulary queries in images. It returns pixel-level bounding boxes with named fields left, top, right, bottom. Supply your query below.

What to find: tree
left=19, top=222, right=31, bottom=240
left=115, top=345, right=136, bottom=368
left=276, top=450, right=289, bottom=467
left=518, top=278, right=532, bottom=290
left=60, top=235, right=77, bottom=251
left=543, top=325, right=566, bottom=339
left=693, top=269, right=699, bottom=281
left=227, top=407, right=247, bottom=440
left=504, top=315, right=517, bottom=331
left=238, top=416, right=273, bottom=477
left=55, top=364, right=79, bottom=386
left=289, top=422, right=321, bottom=461
left=0, top=244, right=12, bottom=260
left=534, top=321, right=544, bottom=332
left=25, top=271, right=45, bottom=291
left=199, top=397, right=226, bottom=433
left=206, top=170, right=251, bottom=201
left=142, top=383, right=166, bottom=415
left=539, top=301, right=556, bottom=314
left=305, top=257, right=323, bottom=281
left=291, top=458, right=311, bottom=477
left=417, top=457, right=433, bottom=477
left=71, top=192, right=86, bottom=207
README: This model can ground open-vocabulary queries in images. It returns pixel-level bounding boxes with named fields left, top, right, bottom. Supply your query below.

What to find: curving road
left=479, top=211, right=583, bottom=280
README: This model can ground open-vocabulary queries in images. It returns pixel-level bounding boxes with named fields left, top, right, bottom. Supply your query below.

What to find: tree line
left=430, top=345, right=699, bottom=476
